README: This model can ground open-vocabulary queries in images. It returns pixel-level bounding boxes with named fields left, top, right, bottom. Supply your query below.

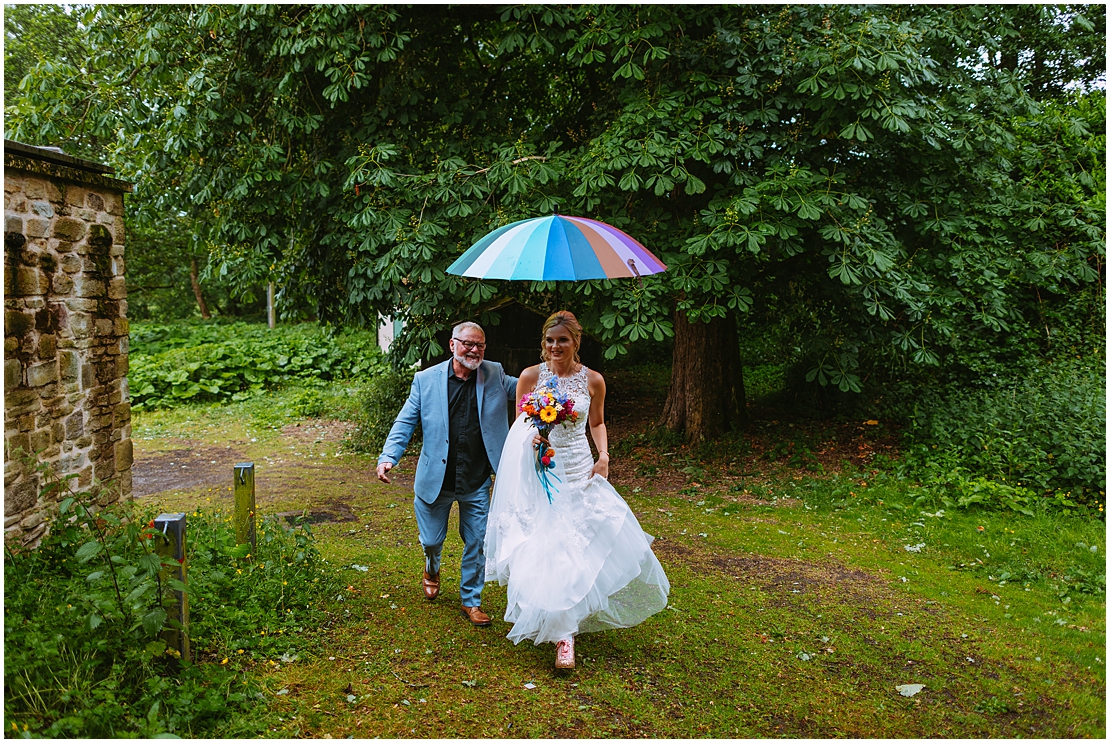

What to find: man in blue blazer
left=377, top=321, right=518, bottom=626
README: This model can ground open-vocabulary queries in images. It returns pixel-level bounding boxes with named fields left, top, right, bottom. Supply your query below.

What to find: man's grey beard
left=454, top=352, right=480, bottom=371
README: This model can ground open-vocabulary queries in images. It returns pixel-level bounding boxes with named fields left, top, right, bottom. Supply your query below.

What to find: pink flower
left=541, top=456, right=552, bottom=467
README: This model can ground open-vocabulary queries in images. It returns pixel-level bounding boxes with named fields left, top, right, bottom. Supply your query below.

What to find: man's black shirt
left=440, top=364, right=491, bottom=496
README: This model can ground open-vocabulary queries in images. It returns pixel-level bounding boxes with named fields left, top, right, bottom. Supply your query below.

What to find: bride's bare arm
left=515, top=365, right=540, bottom=412
left=515, top=365, right=548, bottom=448
left=587, top=370, right=609, bottom=478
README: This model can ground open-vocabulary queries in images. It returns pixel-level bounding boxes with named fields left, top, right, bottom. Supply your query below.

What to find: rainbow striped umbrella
left=447, top=215, right=666, bottom=281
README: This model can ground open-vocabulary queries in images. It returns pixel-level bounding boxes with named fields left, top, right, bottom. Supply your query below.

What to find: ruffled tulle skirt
left=485, top=414, right=670, bottom=645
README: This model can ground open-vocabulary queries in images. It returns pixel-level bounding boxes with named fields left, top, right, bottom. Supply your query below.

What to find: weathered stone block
left=76, top=208, right=96, bottom=222
left=87, top=224, right=113, bottom=248
left=22, top=522, right=48, bottom=547
left=65, top=298, right=99, bottom=313
left=5, top=514, right=21, bottom=529
left=52, top=273, right=74, bottom=295
left=117, top=356, right=129, bottom=377
left=30, top=201, right=55, bottom=218
left=73, top=276, right=106, bottom=298
left=59, top=350, right=80, bottom=382
left=115, top=439, right=133, bottom=471
left=113, top=401, right=130, bottom=426
left=23, top=179, right=45, bottom=199
left=86, top=193, right=105, bottom=211
left=65, top=412, right=84, bottom=439
left=6, top=215, right=23, bottom=233
left=26, top=361, right=58, bottom=387
left=20, top=510, right=45, bottom=530
left=6, top=433, right=30, bottom=459
left=57, top=452, right=84, bottom=473
left=60, top=253, right=82, bottom=273
left=4, top=358, right=23, bottom=389
left=19, top=413, right=35, bottom=432
left=5, top=337, right=19, bottom=354
left=103, top=191, right=122, bottom=216
left=53, top=239, right=76, bottom=253
left=94, top=318, right=113, bottom=337
left=69, top=312, right=94, bottom=338
left=64, top=186, right=85, bottom=207
left=45, top=181, right=65, bottom=203
left=107, top=277, right=126, bottom=300
left=25, top=218, right=48, bottom=238
left=5, top=312, right=34, bottom=342
left=94, top=458, right=116, bottom=483
left=38, top=334, right=57, bottom=360
left=110, top=256, right=125, bottom=276
left=53, top=217, right=86, bottom=241
left=29, top=429, right=52, bottom=452
left=52, top=420, right=65, bottom=442
left=5, top=479, right=38, bottom=515
left=77, top=466, right=92, bottom=487
left=6, top=389, right=39, bottom=413
left=15, top=267, right=48, bottom=296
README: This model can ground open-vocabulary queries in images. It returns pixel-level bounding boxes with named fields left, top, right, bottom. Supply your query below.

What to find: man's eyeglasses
left=453, top=339, right=486, bottom=351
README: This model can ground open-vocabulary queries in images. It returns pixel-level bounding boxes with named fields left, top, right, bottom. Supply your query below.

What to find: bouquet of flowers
left=518, top=382, right=579, bottom=502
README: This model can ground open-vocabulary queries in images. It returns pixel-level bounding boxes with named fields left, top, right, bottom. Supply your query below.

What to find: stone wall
left=4, top=140, right=132, bottom=547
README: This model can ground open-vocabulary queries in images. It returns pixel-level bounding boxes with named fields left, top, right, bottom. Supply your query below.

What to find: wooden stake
left=154, top=512, right=190, bottom=663
left=234, top=462, right=256, bottom=551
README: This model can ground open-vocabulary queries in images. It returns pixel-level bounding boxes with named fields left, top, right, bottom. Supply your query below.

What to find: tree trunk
left=189, top=256, right=211, bottom=319
left=660, top=309, right=747, bottom=442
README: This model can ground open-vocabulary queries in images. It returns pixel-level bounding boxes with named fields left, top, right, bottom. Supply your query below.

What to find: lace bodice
left=535, top=362, right=594, bottom=485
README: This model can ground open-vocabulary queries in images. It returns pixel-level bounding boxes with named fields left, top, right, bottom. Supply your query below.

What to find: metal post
left=234, top=462, right=256, bottom=551
left=267, top=282, right=276, bottom=329
left=154, top=512, right=189, bottom=663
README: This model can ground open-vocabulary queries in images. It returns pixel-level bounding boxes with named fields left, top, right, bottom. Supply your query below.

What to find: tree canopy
left=8, top=4, right=1104, bottom=439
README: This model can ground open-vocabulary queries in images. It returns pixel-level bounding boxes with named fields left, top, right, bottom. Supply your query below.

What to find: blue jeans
left=413, top=478, right=491, bottom=607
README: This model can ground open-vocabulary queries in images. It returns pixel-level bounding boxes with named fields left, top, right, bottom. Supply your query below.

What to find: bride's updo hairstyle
left=540, top=310, right=582, bottom=365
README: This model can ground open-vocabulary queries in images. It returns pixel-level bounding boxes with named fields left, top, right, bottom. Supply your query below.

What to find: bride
left=485, top=311, right=670, bottom=669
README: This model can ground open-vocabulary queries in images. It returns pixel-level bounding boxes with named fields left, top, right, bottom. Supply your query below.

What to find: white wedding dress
left=485, top=363, right=670, bottom=645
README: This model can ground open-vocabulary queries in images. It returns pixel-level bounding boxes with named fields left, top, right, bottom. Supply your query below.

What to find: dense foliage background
left=5, top=4, right=1104, bottom=484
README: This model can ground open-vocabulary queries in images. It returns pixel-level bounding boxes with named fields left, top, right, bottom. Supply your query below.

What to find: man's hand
left=376, top=462, right=393, bottom=483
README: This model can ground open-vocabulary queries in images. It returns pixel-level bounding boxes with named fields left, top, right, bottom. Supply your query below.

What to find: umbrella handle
left=627, top=258, right=644, bottom=288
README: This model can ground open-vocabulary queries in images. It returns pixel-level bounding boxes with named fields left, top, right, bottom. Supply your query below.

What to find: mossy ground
left=133, top=382, right=1105, bottom=738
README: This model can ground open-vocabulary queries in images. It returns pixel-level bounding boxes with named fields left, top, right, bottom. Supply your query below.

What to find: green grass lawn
left=133, top=388, right=1106, bottom=738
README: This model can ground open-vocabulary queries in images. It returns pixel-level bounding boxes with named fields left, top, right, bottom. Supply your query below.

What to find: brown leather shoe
left=422, top=571, right=440, bottom=600
left=460, top=605, right=492, bottom=626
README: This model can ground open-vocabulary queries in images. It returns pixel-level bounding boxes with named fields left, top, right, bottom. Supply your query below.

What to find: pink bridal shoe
left=555, top=637, right=575, bottom=669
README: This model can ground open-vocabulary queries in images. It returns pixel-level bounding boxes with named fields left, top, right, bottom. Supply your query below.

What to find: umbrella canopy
left=447, top=214, right=666, bottom=281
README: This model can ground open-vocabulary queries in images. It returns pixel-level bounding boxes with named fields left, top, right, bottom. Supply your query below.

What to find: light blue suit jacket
left=378, top=359, right=518, bottom=504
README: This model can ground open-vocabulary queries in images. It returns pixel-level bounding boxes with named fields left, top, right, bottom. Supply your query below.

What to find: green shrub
left=902, top=355, right=1105, bottom=508
left=348, top=365, right=418, bottom=455
left=129, top=321, right=387, bottom=410
left=3, top=459, right=341, bottom=737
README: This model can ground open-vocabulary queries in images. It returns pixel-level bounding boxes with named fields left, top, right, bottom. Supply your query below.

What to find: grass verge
left=129, top=385, right=1105, bottom=738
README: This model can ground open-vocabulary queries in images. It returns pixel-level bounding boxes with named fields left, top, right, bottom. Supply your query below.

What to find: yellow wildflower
left=539, top=406, right=557, bottom=423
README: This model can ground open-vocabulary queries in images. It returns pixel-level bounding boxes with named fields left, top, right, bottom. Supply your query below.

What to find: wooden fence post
left=153, top=512, right=189, bottom=663
left=234, top=462, right=256, bottom=551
